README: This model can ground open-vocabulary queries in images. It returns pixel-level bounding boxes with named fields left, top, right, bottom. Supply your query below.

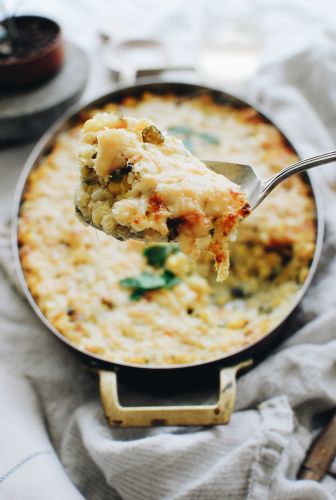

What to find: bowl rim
left=0, top=15, right=62, bottom=67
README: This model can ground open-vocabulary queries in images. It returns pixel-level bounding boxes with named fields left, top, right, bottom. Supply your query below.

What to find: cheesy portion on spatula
left=75, top=113, right=250, bottom=280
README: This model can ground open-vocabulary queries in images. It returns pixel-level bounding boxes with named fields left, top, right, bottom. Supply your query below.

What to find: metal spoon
left=205, top=150, right=336, bottom=209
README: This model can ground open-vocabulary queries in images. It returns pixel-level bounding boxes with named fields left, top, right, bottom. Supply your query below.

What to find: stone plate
left=0, top=42, right=88, bottom=145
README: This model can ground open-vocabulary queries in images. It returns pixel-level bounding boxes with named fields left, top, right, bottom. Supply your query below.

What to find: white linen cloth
left=1, top=1, right=336, bottom=499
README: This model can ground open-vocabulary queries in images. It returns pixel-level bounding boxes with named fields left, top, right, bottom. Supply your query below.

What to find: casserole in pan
left=12, top=82, right=324, bottom=426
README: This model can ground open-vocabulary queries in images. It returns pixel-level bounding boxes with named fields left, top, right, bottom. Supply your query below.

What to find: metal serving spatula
left=205, top=150, right=336, bottom=209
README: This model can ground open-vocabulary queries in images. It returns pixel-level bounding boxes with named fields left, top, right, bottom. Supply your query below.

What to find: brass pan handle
left=99, top=360, right=252, bottom=427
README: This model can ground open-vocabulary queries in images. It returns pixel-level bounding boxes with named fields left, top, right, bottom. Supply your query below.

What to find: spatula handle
left=256, top=150, right=336, bottom=208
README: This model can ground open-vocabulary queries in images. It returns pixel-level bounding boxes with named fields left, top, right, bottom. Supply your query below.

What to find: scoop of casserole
left=75, top=113, right=250, bottom=280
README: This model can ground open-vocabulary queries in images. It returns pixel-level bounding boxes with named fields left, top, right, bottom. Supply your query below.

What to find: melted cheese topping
left=76, top=113, right=250, bottom=281
left=18, top=93, right=316, bottom=366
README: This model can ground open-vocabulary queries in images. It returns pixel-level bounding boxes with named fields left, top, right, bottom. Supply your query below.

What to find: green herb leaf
left=130, top=289, right=145, bottom=301
left=198, top=132, right=220, bottom=145
left=168, top=126, right=194, bottom=152
left=143, top=243, right=180, bottom=268
left=120, top=272, right=165, bottom=291
left=161, top=270, right=181, bottom=289
left=120, top=269, right=181, bottom=300
left=168, top=125, right=194, bottom=135
left=168, top=125, right=219, bottom=151
left=119, top=277, right=140, bottom=289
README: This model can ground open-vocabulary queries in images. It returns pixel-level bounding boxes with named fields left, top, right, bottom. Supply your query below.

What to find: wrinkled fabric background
left=1, top=1, right=336, bottom=499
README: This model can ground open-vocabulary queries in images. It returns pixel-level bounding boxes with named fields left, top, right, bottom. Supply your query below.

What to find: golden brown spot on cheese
left=148, top=192, right=167, bottom=213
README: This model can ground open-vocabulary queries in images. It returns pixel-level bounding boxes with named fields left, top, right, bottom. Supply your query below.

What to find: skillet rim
left=11, top=80, right=325, bottom=373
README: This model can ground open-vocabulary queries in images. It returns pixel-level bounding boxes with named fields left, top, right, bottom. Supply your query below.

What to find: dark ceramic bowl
left=0, top=15, right=64, bottom=88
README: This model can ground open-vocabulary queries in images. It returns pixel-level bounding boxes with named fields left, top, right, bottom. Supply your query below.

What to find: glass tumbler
left=197, top=0, right=262, bottom=92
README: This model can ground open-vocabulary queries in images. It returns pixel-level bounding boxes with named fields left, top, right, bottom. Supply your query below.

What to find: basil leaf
left=168, top=125, right=193, bottom=135
left=168, top=126, right=194, bottom=152
left=130, top=289, right=145, bottom=301
left=120, top=272, right=165, bottom=291
left=161, top=270, right=181, bottom=289
left=143, top=245, right=168, bottom=268
left=168, top=126, right=219, bottom=148
left=119, top=277, right=140, bottom=288
left=143, top=243, right=179, bottom=268
left=120, top=269, right=181, bottom=300
left=198, top=132, right=220, bottom=145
